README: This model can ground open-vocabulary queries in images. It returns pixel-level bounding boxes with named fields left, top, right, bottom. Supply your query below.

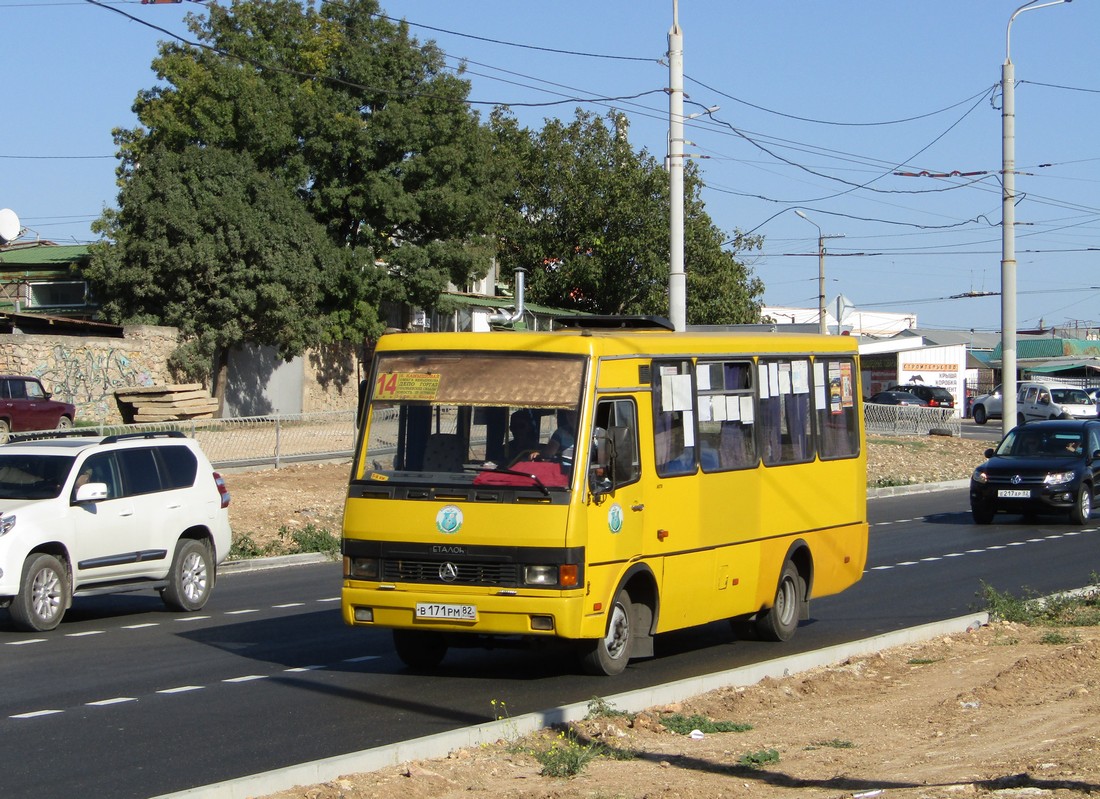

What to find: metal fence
left=863, top=403, right=961, bottom=437
left=55, top=403, right=953, bottom=471
left=73, top=410, right=358, bottom=469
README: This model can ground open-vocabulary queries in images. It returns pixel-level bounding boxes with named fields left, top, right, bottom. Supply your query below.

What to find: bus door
left=583, top=397, right=645, bottom=620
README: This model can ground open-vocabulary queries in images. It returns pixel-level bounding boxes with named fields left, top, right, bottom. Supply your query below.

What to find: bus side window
left=591, top=398, right=639, bottom=492
left=816, top=357, right=860, bottom=460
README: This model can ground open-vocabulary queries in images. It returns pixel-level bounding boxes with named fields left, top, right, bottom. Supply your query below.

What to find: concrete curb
left=867, top=478, right=969, bottom=499
left=220, top=552, right=333, bottom=573
left=153, top=612, right=989, bottom=799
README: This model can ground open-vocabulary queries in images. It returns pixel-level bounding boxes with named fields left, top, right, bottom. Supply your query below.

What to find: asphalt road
left=3, top=486, right=1098, bottom=799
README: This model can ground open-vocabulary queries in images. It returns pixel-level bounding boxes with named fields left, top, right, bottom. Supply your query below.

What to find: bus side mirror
left=588, top=428, right=614, bottom=497
left=356, top=379, right=368, bottom=428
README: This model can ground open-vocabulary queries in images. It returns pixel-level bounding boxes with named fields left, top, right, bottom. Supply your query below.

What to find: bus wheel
left=754, top=561, right=803, bottom=642
left=393, top=630, right=448, bottom=670
left=579, top=588, right=633, bottom=676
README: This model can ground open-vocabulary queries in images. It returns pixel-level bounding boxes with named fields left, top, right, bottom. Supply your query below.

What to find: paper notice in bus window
left=769, top=363, right=781, bottom=397
left=758, top=364, right=769, bottom=399
left=739, top=395, right=754, bottom=423
left=725, top=395, right=740, bottom=421
left=813, top=362, right=827, bottom=410
left=778, top=363, right=792, bottom=395
left=828, top=362, right=854, bottom=414
left=661, top=373, right=693, bottom=412
left=839, top=362, right=854, bottom=407
left=374, top=372, right=441, bottom=401
left=792, top=360, right=809, bottom=394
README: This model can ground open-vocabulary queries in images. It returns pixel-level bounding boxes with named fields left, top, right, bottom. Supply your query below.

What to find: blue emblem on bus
left=607, top=503, right=624, bottom=534
left=436, top=505, right=463, bottom=534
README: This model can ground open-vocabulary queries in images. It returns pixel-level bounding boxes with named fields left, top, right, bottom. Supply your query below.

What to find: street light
left=1000, top=0, right=1071, bottom=438
left=795, top=210, right=843, bottom=335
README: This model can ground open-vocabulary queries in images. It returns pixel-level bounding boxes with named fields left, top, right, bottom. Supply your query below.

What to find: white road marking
left=157, top=686, right=204, bottom=694
left=10, top=709, right=63, bottom=719
left=223, top=675, right=267, bottom=683
left=87, top=697, right=135, bottom=706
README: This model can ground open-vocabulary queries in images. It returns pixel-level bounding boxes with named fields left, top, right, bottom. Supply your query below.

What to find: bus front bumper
left=342, top=583, right=592, bottom=640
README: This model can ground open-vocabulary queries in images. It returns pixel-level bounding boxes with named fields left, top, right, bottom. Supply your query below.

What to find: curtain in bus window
left=759, top=359, right=813, bottom=466
left=696, top=360, right=756, bottom=471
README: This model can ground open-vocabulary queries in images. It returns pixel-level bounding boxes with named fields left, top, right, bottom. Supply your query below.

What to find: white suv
left=0, top=431, right=231, bottom=631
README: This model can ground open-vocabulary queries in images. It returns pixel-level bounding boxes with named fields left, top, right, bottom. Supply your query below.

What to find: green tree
left=87, top=145, right=359, bottom=382
left=491, top=108, right=762, bottom=323
left=90, top=0, right=499, bottom=377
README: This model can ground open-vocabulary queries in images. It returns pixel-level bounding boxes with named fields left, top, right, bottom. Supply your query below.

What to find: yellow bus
left=341, top=316, right=867, bottom=675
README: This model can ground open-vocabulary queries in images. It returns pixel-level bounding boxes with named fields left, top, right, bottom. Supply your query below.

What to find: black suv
left=970, top=419, right=1100, bottom=525
left=887, top=384, right=954, bottom=408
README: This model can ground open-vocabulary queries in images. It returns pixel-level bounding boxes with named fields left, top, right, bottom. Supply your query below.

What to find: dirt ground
left=259, top=624, right=1100, bottom=799
left=218, top=435, right=1100, bottom=799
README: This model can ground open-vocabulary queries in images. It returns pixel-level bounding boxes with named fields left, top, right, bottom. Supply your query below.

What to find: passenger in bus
left=505, top=409, right=540, bottom=463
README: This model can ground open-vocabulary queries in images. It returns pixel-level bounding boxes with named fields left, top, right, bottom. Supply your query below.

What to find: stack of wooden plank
left=114, top=384, right=220, bottom=423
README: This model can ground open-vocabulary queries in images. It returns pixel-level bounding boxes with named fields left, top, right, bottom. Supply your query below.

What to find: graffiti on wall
left=32, top=344, right=157, bottom=420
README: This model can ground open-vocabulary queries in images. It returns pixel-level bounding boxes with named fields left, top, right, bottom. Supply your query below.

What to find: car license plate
left=997, top=489, right=1031, bottom=498
left=415, top=602, right=476, bottom=621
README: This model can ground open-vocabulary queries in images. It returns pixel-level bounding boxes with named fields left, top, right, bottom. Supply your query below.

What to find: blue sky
left=3, top=1, right=1098, bottom=332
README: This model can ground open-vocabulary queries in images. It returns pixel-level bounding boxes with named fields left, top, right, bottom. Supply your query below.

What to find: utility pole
left=1000, top=0, right=1071, bottom=437
left=667, top=0, right=686, bottom=332
left=795, top=210, right=843, bottom=334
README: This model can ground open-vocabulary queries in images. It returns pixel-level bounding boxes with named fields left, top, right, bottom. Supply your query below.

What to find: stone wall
left=0, top=327, right=364, bottom=422
left=0, top=325, right=179, bottom=424
left=303, top=341, right=363, bottom=413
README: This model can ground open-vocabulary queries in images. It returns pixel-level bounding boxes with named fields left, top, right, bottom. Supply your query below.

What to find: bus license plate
left=997, top=489, right=1030, bottom=498
left=415, top=602, right=476, bottom=621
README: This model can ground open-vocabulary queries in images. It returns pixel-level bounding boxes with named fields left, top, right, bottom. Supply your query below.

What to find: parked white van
left=973, top=382, right=1098, bottom=426
left=1017, top=383, right=1097, bottom=425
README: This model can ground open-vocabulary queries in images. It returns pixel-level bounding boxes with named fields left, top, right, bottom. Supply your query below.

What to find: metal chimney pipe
left=488, top=267, right=527, bottom=326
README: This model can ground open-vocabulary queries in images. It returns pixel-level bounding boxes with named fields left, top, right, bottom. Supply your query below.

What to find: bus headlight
left=524, top=565, right=558, bottom=586
left=0, top=514, right=14, bottom=536
left=346, top=556, right=379, bottom=580
left=524, top=564, right=579, bottom=588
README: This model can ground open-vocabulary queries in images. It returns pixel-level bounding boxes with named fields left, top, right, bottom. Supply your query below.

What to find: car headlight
left=0, top=514, right=14, bottom=536
left=972, top=469, right=988, bottom=484
left=1044, top=471, right=1076, bottom=486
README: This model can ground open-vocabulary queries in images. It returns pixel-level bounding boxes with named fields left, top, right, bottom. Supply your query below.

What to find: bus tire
left=754, top=560, right=802, bottom=642
left=393, top=629, right=448, bottom=670
left=579, top=588, right=633, bottom=676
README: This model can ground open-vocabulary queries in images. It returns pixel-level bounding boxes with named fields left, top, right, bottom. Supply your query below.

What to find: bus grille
left=383, top=559, right=520, bottom=586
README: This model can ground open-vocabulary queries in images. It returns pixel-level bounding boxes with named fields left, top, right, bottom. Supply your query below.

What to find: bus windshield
left=358, top=352, right=586, bottom=486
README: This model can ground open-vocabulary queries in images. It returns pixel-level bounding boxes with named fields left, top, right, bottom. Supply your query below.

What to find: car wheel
left=161, top=539, right=214, bottom=612
left=10, top=553, right=69, bottom=632
left=971, top=503, right=996, bottom=525
left=973, top=406, right=987, bottom=425
left=55, top=416, right=73, bottom=431
left=393, top=629, right=448, bottom=670
left=580, top=588, right=634, bottom=675
left=1070, top=484, right=1092, bottom=525
left=754, top=560, right=803, bottom=642
left=0, top=419, right=9, bottom=444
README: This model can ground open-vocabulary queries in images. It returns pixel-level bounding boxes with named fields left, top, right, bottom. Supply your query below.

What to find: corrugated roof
left=0, top=243, right=90, bottom=267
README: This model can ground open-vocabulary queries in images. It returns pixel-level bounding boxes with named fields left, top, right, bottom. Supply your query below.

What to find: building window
left=26, top=281, right=88, bottom=309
